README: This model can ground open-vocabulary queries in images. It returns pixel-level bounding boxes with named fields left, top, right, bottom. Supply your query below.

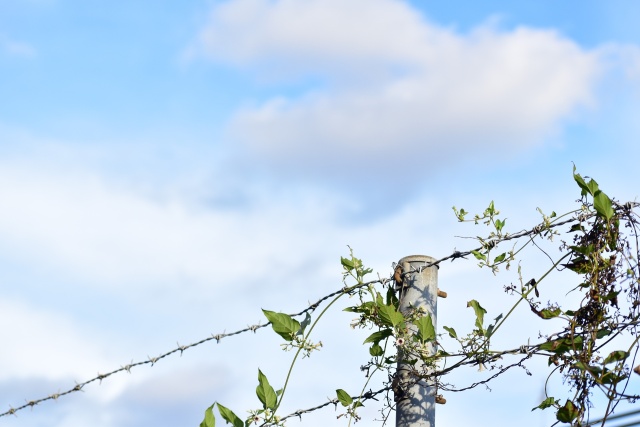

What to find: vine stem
left=487, top=252, right=571, bottom=340
left=270, top=284, right=357, bottom=421
left=348, top=329, right=391, bottom=427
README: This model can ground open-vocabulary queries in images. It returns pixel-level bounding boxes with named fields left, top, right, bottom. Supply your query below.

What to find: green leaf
left=471, top=250, right=486, bottom=261
left=341, top=251, right=371, bottom=279
left=343, top=301, right=375, bottom=314
left=573, top=165, right=591, bottom=196
left=573, top=166, right=614, bottom=220
left=360, top=267, right=373, bottom=277
left=586, top=178, right=600, bottom=196
left=369, top=343, right=383, bottom=356
left=574, top=361, right=601, bottom=376
left=603, top=290, right=620, bottom=304
left=594, top=191, right=614, bottom=221
left=414, top=314, right=436, bottom=342
left=532, top=397, right=557, bottom=411
left=341, top=257, right=355, bottom=269
left=570, top=244, right=594, bottom=256
left=539, top=307, right=561, bottom=319
left=256, top=369, right=277, bottom=410
left=336, top=389, right=353, bottom=407
left=216, top=403, right=243, bottom=427
left=539, top=338, right=561, bottom=352
left=443, top=326, right=457, bottom=339
left=598, top=369, right=627, bottom=385
left=363, top=329, right=393, bottom=345
left=493, top=252, right=506, bottom=263
left=377, top=304, right=404, bottom=328
left=562, top=257, right=591, bottom=274
left=453, top=206, right=468, bottom=221
left=596, top=329, right=612, bottom=339
left=485, top=324, right=495, bottom=337
left=262, top=310, right=301, bottom=342
left=404, top=357, right=418, bottom=366
left=486, top=201, right=496, bottom=215
left=556, top=400, right=579, bottom=423
left=298, top=312, right=311, bottom=336
left=540, top=336, right=583, bottom=354
left=603, top=350, right=629, bottom=365
left=569, top=224, right=584, bottom=232
left=485, top=313, right=503, bottom=338
left=200, top=404, right=216, bottom=427
left=385, top=286, right=399, bottom=307
left=467, top=300, right=487, bottom=332
left=375, top=292, right=384, bottom=307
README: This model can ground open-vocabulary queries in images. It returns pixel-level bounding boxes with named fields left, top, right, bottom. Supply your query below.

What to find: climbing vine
left=200, top=167, right=640, bottom=427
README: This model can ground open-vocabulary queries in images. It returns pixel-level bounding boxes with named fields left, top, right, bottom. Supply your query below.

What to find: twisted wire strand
left=262, top=343, right=574, bottom=426
left=261, top=386, right=392, bottom=426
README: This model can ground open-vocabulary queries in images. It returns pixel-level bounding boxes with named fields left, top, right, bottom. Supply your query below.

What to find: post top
left=398, top=255, right=436, bottom=265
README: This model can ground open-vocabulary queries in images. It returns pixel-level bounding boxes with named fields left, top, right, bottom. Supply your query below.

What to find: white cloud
left=118, top=365, right=228, bottom=404
left=0, top=136, right=458, bottom=316
left=0, top=152, right=348, bottom=295
left=191, top=0, right=603, bottom=179
left=598, top=42, right=640, bottom=83
left=190, top=0, right=433, bottom=75
left=0, top=298, right=108, bottom=381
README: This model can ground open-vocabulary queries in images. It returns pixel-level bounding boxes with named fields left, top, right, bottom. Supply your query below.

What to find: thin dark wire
left=261, top=345, right=550, bottom=425
left=587, top=408, right=640, bottom=426
left=603, top=420, right=640, bottom=427
left=261, top=386, right=392, bottom=426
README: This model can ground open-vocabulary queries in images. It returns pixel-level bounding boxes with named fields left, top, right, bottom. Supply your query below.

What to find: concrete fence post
left=394, top=255, right=439, bottom=427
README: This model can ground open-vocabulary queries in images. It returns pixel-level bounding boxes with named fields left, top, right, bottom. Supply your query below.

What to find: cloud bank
left=192, top=0, right=602, bottom=181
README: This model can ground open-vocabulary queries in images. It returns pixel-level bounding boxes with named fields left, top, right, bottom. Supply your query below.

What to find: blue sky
left=1, top=1, right=640, bottom=426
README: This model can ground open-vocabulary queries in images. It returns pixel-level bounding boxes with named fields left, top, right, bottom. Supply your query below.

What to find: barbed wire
left=0, top=210, right=593, bottom=419
left=261, top=386, right=393, bottom=426
left=259, top=343, right=570, bottom=426
left=586, top=407, right=640, bottom=426
left=0, top=284, right=359, bottom=419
